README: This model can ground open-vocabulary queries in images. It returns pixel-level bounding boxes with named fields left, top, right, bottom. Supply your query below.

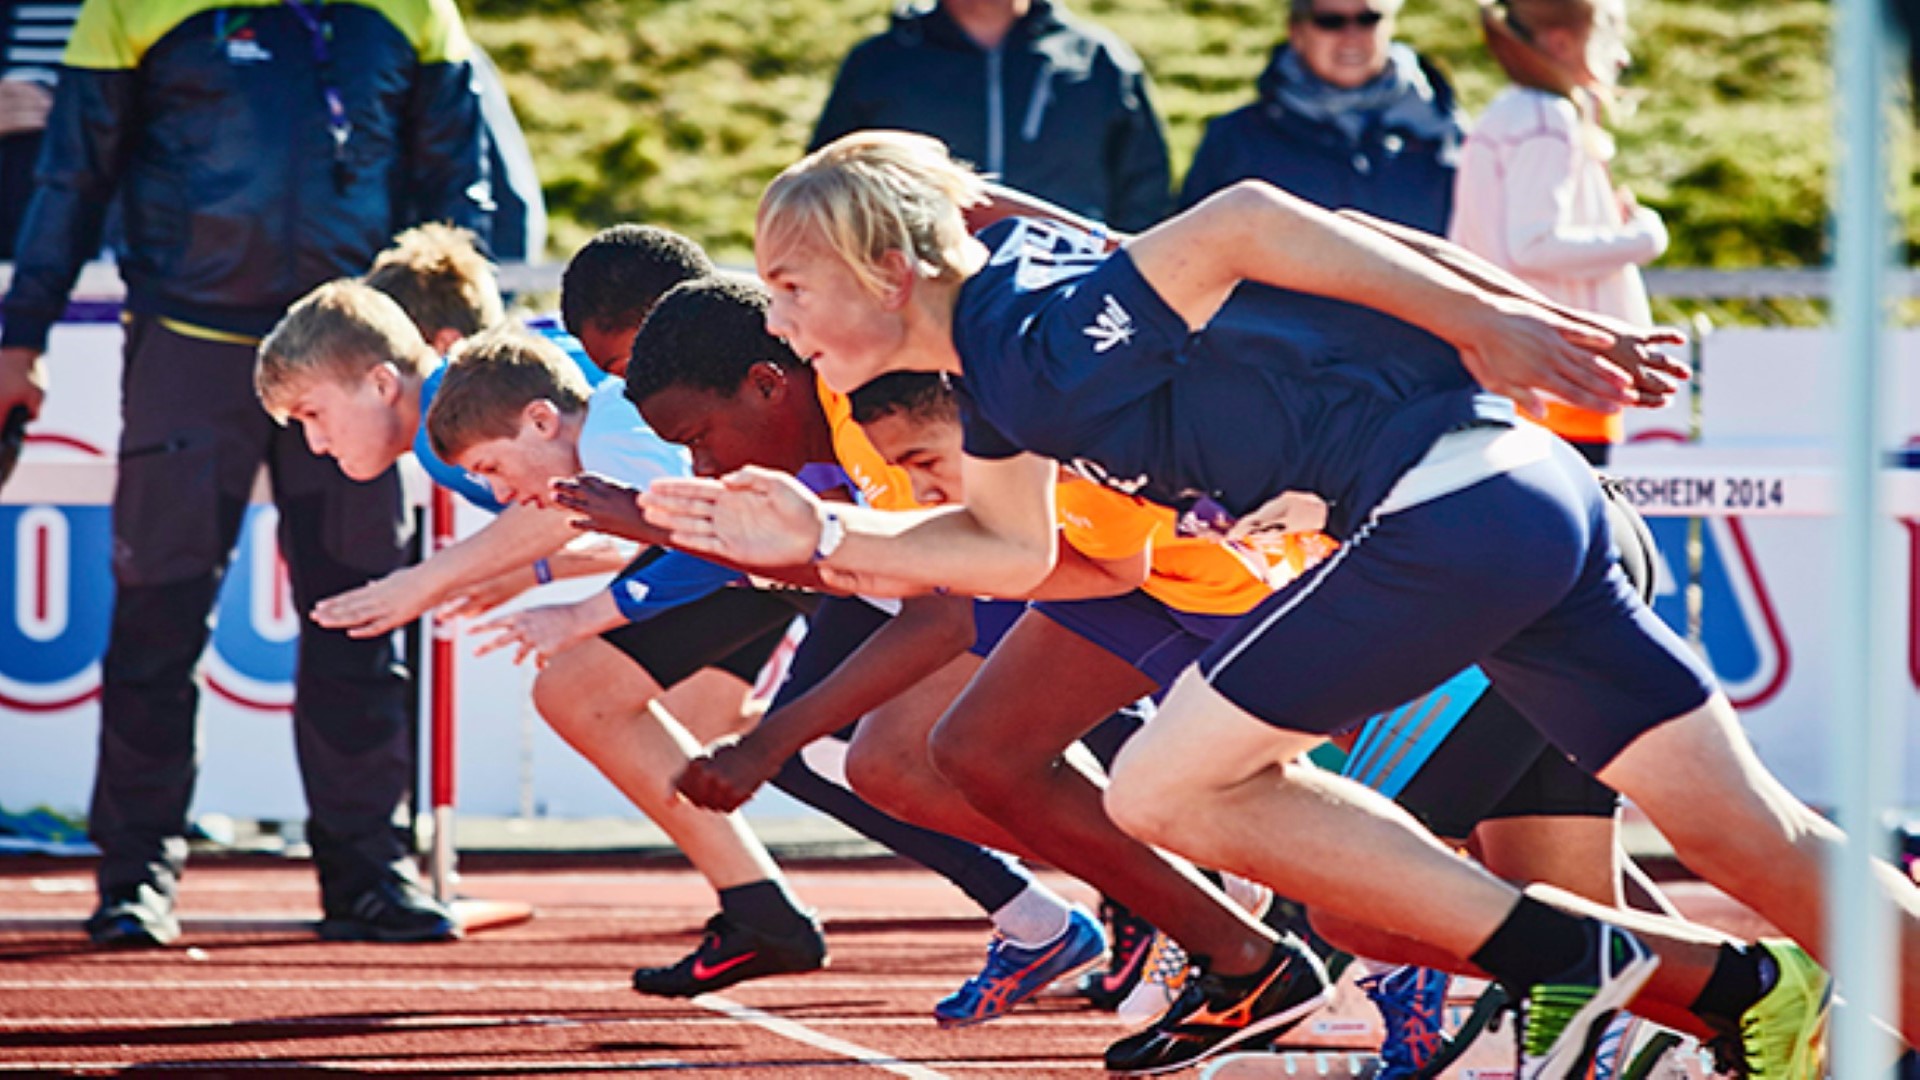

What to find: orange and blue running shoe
left=1359, top=965, right=1451, bottom=1079
left=934, top=906, right=1106, bottom=1028
left=1104, top=932, right=1335, bottom=1076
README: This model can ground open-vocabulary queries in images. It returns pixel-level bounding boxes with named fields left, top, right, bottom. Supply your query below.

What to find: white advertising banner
left=3, top=319, right=1917, bottom=820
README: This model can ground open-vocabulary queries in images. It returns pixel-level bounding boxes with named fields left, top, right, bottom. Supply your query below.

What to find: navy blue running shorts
left=1033, top=590, right=1240, bottom=688
left=1200, top=437, right=1714, bottom=771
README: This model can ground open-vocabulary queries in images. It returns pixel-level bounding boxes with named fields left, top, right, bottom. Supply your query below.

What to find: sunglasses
left=1306, top=10, right=1386, bottom=30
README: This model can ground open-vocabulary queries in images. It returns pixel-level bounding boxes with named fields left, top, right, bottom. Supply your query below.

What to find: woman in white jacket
left=1450, top=0, right=1665, bottom=465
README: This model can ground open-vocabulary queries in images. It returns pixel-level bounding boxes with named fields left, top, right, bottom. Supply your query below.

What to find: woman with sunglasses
left=1180, top=0, right=1464, bottom=237
left=1450, top=0, right=1664, bottom=468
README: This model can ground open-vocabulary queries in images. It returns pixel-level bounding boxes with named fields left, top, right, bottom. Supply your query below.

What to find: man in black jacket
left=812, top=0, right=1171, bottom=233
left=0, top=0, right=490, bottom=948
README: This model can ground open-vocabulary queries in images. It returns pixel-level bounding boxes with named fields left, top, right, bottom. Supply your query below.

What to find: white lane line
left=696, top=993, right=951, bottom=1080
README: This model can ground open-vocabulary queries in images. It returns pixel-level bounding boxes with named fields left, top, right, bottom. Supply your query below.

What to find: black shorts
left=1393, top=689, right=1619, bottom=841
left=598, top=550, right=818, bottom=689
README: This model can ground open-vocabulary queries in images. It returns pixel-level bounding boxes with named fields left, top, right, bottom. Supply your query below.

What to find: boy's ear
left=876, top=250, right=917, bottom=311
left=746, top=360, right=789, bottom=403
left=429, top=328, right=465, bottom=356
left=523, top=398, right=563, bottom=438
left=367, top=361, right=404, bottom=405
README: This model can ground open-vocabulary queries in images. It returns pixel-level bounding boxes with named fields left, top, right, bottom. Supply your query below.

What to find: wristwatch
left=812, top=508, right=846, bottom=562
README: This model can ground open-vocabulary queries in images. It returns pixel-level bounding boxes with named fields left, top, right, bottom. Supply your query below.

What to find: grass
left=468, top=0, right=1910, bottom=286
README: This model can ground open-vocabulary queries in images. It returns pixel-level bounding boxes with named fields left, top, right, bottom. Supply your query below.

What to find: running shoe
left=1118, top=931, right=1194, bottom=1026
left=1359, top=965, right=1451, bottom=1079
left=934, top=905, right=1105, bottom=1028
left=86, top=882, right=180, bottom=948
left=318, top=873, right=461, bottom=943
left=1104, top=933, right=1334, bottom=1076
left=1517, top=923, right=1660, bottom=1080
left=1082, top=897, right=1158, bottom=1010
left=1716, top=940, right=1830, bottom=1079
left=631, top=911, right=828, bottom=997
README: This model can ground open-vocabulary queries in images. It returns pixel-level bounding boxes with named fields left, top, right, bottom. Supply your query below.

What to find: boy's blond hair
left=425, top=327, right=591, bottom=463
left=364, top=223, right=504, bottom=339
left=757, top=131, right=988, bottom=299
left=256, top=280, right=432, bottom=421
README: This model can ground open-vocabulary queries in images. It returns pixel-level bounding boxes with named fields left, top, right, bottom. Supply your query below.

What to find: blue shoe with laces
left=934, top=906, right=1106, bottom=1028
left=1360, top=965, right=1451, bottom=1079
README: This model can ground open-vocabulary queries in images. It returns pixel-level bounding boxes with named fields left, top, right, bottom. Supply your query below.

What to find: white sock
left=1355, top=957, right=1401, bottom=980
left=990, top=882, right=1074, bottom=948
left=1221, top=872, right=1272, bottom=917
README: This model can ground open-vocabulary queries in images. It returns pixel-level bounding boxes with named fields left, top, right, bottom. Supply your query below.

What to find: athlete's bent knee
left=844, top=739, right=917, bottom=817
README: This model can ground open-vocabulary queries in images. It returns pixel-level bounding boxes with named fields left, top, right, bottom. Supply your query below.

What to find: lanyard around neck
left=282, top=0, right=353, bottom=183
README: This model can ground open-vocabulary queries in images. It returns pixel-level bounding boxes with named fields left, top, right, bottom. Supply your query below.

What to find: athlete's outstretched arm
left=312, top=500, right=580, bottom=638
left=1122, top=180, right=1639, bottom=419
left=1336, top=209, right=1689, bottom=407
left=642, top=453, right=1058, bottom=598
left=676, top=594, right=975, bottom=812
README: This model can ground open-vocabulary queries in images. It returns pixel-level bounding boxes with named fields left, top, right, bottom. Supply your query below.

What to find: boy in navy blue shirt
left=641, top=132, right=1875, bottom=1078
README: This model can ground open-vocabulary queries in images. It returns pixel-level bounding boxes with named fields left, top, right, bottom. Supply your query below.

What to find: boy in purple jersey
left=638, top=132, right=1900, bottom=1078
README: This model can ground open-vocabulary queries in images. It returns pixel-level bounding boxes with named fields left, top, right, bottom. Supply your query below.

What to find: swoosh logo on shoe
left=1100, top=940, right=1152, bottom=995
left=690, top=950, right=760, bottom=982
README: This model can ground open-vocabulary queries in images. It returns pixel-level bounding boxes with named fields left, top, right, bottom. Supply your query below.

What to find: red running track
left=0, top=858, right=1773, bottom=1077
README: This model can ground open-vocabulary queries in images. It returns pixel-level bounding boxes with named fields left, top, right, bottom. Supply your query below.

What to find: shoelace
left=1364, top=972, right=1447, bottom=1071
left=1521, top=984, right=1598, bottom=1058
left=1143, top=936, right=1191, bottom=995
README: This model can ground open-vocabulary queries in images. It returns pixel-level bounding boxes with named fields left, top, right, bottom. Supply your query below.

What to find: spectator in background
left=469, top=45, right=546, bottom=263
left=1179, top=0, right=1463, bottom=235
left=1449, top=0, right=1664, bottom=465
left=0, top=0, right=491, bottom=948
left=812, top=0, right=1170, bottom=232
left=0, top=1, right=77, bottom=258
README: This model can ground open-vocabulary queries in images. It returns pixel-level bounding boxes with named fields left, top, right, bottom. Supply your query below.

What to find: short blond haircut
left=425, top=327, right=591, bottom=463
left=757, top=131, right=988, bottom=299
left=364, top=223, right=504, bottom=339
left=256, top=280, right=432, bottom=421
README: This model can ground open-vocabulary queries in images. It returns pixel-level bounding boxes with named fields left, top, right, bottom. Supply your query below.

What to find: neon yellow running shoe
left=1729, top=940, right=1830, bottom=1079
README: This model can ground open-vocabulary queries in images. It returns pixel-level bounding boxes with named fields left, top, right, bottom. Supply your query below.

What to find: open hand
left=550, top=472, right=669, bottom=545
left=1456, top=298, right=1681, bottom=418
left=642, top=467, right=822, bottom=567
left=470, top=604, right=588, bottom=668
left=312, top=567, right=437, bottom=638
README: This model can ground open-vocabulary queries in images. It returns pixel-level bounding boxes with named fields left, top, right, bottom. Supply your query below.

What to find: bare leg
left=1109, top=668, right=1522, bottom=959
left=1599, top=694, right=1920, bottom=1043
left=535, top=641, right=781, bottom=890
left=842, top=652, right=1047, bottom=862
left=932, top=614, right=1279, bottom=976
left=659, top=666, right=758, bottom=744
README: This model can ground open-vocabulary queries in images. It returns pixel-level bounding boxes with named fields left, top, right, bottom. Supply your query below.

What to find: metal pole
left=1830, top=0, right=1899, bottom=1070
left=1685, top=313, right=1711, bottom=658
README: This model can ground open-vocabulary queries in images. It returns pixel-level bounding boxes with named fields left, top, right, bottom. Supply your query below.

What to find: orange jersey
left=817, top=382, right=922, bottom=512
left=1055, top=478, right=1336, bottom=616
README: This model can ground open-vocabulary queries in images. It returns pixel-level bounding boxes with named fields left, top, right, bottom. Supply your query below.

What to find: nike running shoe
left=630, top=911, right=827, bottom=998
left=1104, top=933, right=1334, bottom=1076
left=1082, top=898, right=1158, bottom=1010
left=1118, top=931, right=1194, bottom=1026
left=1360, top=965, right=1451, bottom=1079
left=934, top=905, right=1105, bottom=1028
left=1517, top=923, right=1660, bottom=1080
left=1719, top=940, right=1831, bottom=1079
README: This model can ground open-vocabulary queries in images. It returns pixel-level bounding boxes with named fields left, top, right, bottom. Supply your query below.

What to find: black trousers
left=89, top=317, right=413, bottom=905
